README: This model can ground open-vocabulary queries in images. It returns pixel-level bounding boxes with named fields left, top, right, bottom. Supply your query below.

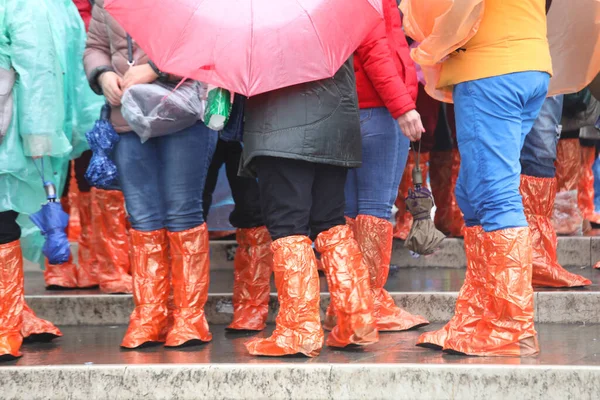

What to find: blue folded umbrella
left=85, top=102, right=120, bottom=188
left=30, top=183, right=71, bottom=265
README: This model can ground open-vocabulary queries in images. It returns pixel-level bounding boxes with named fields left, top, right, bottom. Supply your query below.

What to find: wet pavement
left=25, top=265, right=600, bottom=296
left=3, top=323, right=600, bottom=367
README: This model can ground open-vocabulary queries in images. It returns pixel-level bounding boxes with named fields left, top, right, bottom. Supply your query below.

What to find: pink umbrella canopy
left=105, top=0, right=384, bottom=96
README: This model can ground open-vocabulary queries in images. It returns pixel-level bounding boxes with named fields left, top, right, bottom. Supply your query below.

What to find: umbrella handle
left=44, top=181, right=57, bottom=202
left=410, top=140, right=423, bottom=188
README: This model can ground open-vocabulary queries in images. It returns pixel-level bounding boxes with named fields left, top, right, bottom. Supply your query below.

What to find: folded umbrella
left=104, top=0, right=384, bottom=96
left=85, top=102, right=120, bottom=189
left=30, top=181, right=71, bottom=265
left=404, top=146, right=445, bottom=255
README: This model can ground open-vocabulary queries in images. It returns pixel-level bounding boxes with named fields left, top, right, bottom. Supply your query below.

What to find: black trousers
left=203, top=138, right=264, bottom=229
left=0, top=210, right=20, bottom=245
left=62, top=150, right=93, bottom=196
left=255, top=156, right=347, bottom=241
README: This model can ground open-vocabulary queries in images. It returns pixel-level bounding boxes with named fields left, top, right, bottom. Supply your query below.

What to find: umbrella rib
left=293, top=0, right=329, bottom=73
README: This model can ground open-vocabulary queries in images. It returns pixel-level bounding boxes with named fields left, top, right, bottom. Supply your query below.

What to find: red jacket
left=354, top=0, right=418, bottom=119
left=73, top=0, right=93, bottom=31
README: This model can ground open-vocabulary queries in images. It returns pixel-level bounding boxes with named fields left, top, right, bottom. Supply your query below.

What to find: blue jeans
left=345, top=107, right=410, bottom=220
left=113, top=123, right=218, bottom=232
left=454, top=72, right=549, bottom=232
left=520, top=95, right=564, bottom=178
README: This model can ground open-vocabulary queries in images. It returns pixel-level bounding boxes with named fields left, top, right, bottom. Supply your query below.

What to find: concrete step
left=1, top=324, right=599, bottom=399
left=23, top=267, right=600, bottom=326
left=23, top=236, right=600, bottom=272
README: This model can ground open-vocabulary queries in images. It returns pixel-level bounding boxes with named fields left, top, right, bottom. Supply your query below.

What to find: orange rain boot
left=21, top=301, right=62, bottom=342
left=245, top=236, right=324, bottom=357
left=521, top=175, right=591, bottom=287
left=430, top=150, right=454, bottom=234
left=578, top=146, right=600, bottom=224
left=76, top=192, right=99, bottom=288
left=417, top=226, right=485, bottom=349
left=356, top=215, right=429, bottom=331
left=444, top=227, right=539, bottom=357
left=165, top=224, right=212, bottom=347
left=0, top=241, right=24, bottom=360
left=121, top=229, right=170, bottom=348
left=93, top=189, right=133, bottom=294
left=315, top=225, right=378, bottom=348
left=227, top=226, right=273, bottom=331
left=449, top=149, right=466, bottom=237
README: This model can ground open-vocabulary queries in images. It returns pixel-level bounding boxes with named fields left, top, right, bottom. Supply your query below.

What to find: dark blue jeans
left=345, top=107, right=410, bottom=220
left=113, top=122, right=218, bottom=232
left=520, top=95, right=564, bottom=178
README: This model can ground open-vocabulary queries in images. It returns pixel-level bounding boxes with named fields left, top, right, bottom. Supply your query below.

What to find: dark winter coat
left=240, top=59, right=362, bottom=177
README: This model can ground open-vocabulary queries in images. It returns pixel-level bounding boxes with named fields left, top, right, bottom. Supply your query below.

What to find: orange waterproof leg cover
left=356, top=215, right=429, bottom=331
left=430, top=150, right=454, bottom=234
left=76, top=192, right=99, bottom=288
left=417, top=226, right=485, bottom=349
left=0, top=241, right=24, bottom=359
left=21, top=300, right=62, bottom=341
left=228, top=226, right=273, bottom=331
left=165, top=224, right=212, bottom=347
left=245, top=236, right=323, bottom=357
left=44, top=258, right=78, bottom=290
left=578, top=146, right=600, bottom=224
left=93, top=189, right=132, bottom=294
left=394, top=153, right=430, bottom=240
left=121, top=229, right=170, bottom=348
left=444, top=228, right=539, bottom=357
left=315, top=225, right=378, bottom=348
left=521, top=175, right=591, bottom=287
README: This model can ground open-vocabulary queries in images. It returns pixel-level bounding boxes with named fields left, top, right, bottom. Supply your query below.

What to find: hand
left=122, top=64, right=159, bottom=91
left=99, top=71, right=123, bottom=106
left=397, top=109, right=425, bottom=142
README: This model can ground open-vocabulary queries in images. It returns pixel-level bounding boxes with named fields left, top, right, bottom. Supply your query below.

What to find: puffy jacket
left=241, top=59, right=362, bottom=176
left=354, top=0, right=418, bottom=119
left=73, top=0, right=92, bottom=30
left=84, top=0, right=149, bottom=132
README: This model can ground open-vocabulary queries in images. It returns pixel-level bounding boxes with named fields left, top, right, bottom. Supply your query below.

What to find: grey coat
left=240, top=59, right=362, bottom=176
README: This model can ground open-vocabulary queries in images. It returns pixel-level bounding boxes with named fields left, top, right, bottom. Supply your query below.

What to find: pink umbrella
left=105, top=0, right=384, bottom=97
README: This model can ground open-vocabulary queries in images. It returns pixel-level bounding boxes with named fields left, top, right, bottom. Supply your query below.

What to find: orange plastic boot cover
left=595, top=261, right=600, bottom=269
left=245, top=236, right=324, bottom=357
left=227, top=226, right=273, bottom=331
left=356, top=215, right=429, bottom=331
left=315, top=225, right=378, bottom=347
left=393, top=155, right=415, bottom=240
left=417, top=226, right=485, bottom=349
left=443, top=228, right=539, bottom=357
left=121, top=229, right=170, bottom=348
left=21, top=300, right=62, bottom=341
left=165, top=224, right=212, bottom=347
left=0, top=241, right=24, bottom=359
left=430, top=151, right=454, bottom=234
left=449, top=149, right=466, bottom=237
left=578, top=146, right=600, bottom=224
left=76, top=191, right=99, bottom=288
left=521, top=175, right=591, bottom=288
left=94, top=189, right=133, bottom=294
left=44, top=257, right=78, bottom=289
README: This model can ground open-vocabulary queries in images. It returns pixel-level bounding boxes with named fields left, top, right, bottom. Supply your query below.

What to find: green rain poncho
left=0, top=0, right=103, bottom=264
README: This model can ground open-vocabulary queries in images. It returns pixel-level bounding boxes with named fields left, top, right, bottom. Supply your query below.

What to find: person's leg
left=310, top=163, right=379, bottom=347
left=443, top=71, right=549, bottom=357
left=158, top=123, right=218, bottom=347
left=519, top=96, right=590, bottom=288
left=246, top=157, right=323, bottom=357
left=113, top=132, right=170, bottom=349
left=221, top=141, right=272, bottom=331
left=202, top=138, right=227, bottom=223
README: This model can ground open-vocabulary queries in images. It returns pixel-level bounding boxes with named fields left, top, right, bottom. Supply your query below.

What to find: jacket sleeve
left=84, top=1, right=113, bottom=95
left=355, top=22, right=416, bottom=119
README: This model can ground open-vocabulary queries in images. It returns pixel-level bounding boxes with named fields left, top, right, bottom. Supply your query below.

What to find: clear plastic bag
left=552, top=190, right=583, bottom=236
left=121, top=81, right=207, bottom=143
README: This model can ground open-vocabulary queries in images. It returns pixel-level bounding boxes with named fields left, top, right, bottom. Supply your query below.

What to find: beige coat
left=83, top=0, right=149, bottom=132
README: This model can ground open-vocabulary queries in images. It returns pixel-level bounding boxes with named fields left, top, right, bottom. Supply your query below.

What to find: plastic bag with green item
left=204, top=85, right=232, bottom=131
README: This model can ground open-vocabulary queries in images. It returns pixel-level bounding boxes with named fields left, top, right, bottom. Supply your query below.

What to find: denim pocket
left=359, top=109, right=373, bottom=125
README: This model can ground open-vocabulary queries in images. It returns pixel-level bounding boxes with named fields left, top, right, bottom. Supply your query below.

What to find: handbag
left=120, top=35, right=206, bottom=142
left=0, top=67, right=16, bottom=146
